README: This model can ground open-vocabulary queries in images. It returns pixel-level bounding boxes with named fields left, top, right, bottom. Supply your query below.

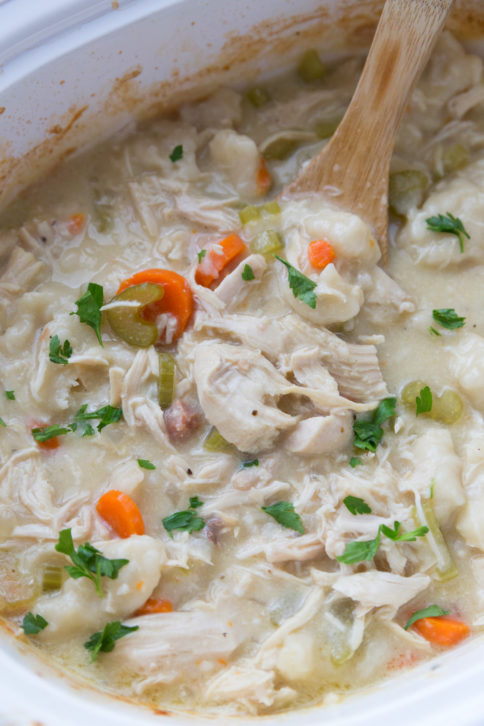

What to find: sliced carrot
left=308, top=239, right=336, bottom=270
left=134, top=597, right=173, bottom=616
left=96, top=490, right=145, bottom=538
left=67, top=213, right=86, bottom=235
left=195, top=234, right=247, bottom=287
left=413, top=616, right=470, bottom=646
left=36, top=436, right=60, bottom=451
left=117, top=268, right=193, bottom=342
left=256, top=158, right=272, bottom=196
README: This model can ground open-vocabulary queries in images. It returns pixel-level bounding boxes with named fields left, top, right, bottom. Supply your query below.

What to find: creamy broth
left=1, top=31, right=484, bottom=716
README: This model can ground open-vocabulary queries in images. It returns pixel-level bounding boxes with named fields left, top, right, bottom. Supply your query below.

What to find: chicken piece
left=106, top=610, right=239, bottom=685
left=237, top=533, right=325, bottom=563
left=196, top=313, right=388, bottom=402
left=106, top=459, right=145, bottom=497
left=175, top=193, right=240, bottom=232
left=193, top=343, right=372, bottom=453
left=448, top=83, right=484, bottom=119
left=448, top=332, right=484, bottom=410
left=285, top=412, right=353, bottom=456
left=214, top=253, right=267, bottom=309
left=358, top=267, right=415, bottom=324
left=332, top=572, right=430, bottom=612
left=0, top=247, right=47, bottom=330
left=35, top=535, right=165, bottom=641
left=163, top=399, right=200, bottom=443
left=276, top=631, right=316, bottom=683
left=180, top=88, right=242, bottom=130
left=204, top=663, right=283, bottom=711
left=209, top=129, right=262, bottom=199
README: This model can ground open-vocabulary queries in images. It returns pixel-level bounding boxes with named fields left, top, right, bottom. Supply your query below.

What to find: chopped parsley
left=0, top=417, right=6, bottom=428
left=5, top=390, right=15, bottom=400
left=49, top=335, right=73, bottom=365
left=429, top=326, right=441, bottom=337
left=169, top=144, right=183, bottom=162
left=32, top=424, right=71, bottom=443
left=275, top=256, right=317, bottom=309
left=425, top=212, right=470, bottom=253
left=242, top=459, right=259, bottom=468
left=261, top=501, right=304, bottom=534
left=242, top=264, right=255, bottom=281
left=349, top=457, right=363, bottom=468
left=84, top=621, right=139, bottom=662
left=72, top=282, right=104, bottom=346
left=416, top=385, right=432, bottom=416
left=404, top=605, right=449, bottom=631
left=353, top=397, right=396, bottom=452
left=162, top=498, right=205, bottom=537
left=432, top=308, right=466, bottom=330
left=197, top=249, right=206, bottom=263
left=55, top=528, right=129, bottom=597
left=137, top=458, right=156, bottom=470
left=343, top=496, right=372, bottom=515
left=22, top=612, right=48, bottom=635
left=72, top=404, right=122, bottom=432
left=337, top=521, right=429, bottom=564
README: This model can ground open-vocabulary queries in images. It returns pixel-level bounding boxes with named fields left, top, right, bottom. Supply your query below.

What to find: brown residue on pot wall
left=48, top=105, right=88, bottom=137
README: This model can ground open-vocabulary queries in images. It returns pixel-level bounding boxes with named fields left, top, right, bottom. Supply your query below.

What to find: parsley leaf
left=261, top=501, right=304, bottom=534
left=349, top=457, right=362, bottom=468
left=425, top=212, right=470, bottom=253
left=353, top=397, right=396, bottom=452
left=429, top=326, right=441, bottom=337
left=137, top=458, right=155, bottom=470
left=0, top=417, right=6, bottom=428
left=55, top=528, right=128, bottom=597
left=242, top=264, right=255, bottom=281
left=169, top=144, right=183, bottom=162
left=416, top=385, right=432, bottom=416
left=49, top=335, right=73, bottom=365
left=5, top=390, right=15, bottom=400
left=197, top=249, right=206, bottom=263
left=343, top=496, right=372, bottom=515
left=404, top=605, right=450, bottom=631
left=432, top=308, right=466, bottom=330
left=72, top=282, right=104, bottom=346
left=242, top=459, right=259, bottom=468
left=32, top=424, right=71, bottom=443
left=275, top=256, right=317, bottom=309
left=22, top=612, right=48, bottom=635
left=72, top=404, right=122, bottom=432
left=337, top=521, right=428, bottom=564
left=84, top=621, right=139, bottom=662
left=162, top=498, right=205, bottom=537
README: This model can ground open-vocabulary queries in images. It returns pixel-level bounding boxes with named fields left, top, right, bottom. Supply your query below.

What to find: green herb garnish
left=242, top=459, right=259, bottom=468
left=55, top=528, right=128, bottom=597
left=343, top=496, right=372, bottom=515
left=261, top=501, right=304, bottom=534
left=429, top=326, right=441, bottom=336
left=84, top=621, right=138, bottom=662
left=197, top=249, right=206, bottom=263
left=404, top=605, right=450, bottom=631
left=32, top=424, right=71, bottom=443
left=169, top=144, right=183, bottom=162
left=22, top=612, right=48, bottom=635
left=137, top=459, right=155, bottom=470
left=5, top=390, right=15, bottom=400
left=0, top=417, right=6, bottom=427
left=72, top=404, right=122, bottom=432
left=275, top=256, right=317, bottom=309
left=72, top=282, right=104, bottom=346
left=426, top=212, right=470, bottom=253
left=162, top=498, right=205, bottom=537
left=337, top=521, right=429, bottom=564
left=49, top=335, right=73, bottom=365
left=349, top=457, right=363, bottom=468
left=353, top=397, right=396, bottom=452
left=416, top=385, right=432, bottom=416
left=242, top=264, right=255, bottom=281
left=432, top=308, right=466, bottom=330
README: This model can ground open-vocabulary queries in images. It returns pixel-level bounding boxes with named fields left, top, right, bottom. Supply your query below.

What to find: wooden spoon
left=284, top=0, right=454, bottom=260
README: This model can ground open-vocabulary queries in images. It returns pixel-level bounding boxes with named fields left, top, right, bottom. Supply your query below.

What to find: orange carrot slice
left=413, top=616, right=470, bottom=646
left=67, top=213, right=86, bottom=235
left=134, top=597, right=173, bottom=616
left=308, top=239, right=336, bottom=270
left=96, top=490, right=145, bottom=538
left=256, top=158, right=272, bottom=196
left=195, top=234, right=247, bottom=287
left=117, top=268, right=193, bottom=342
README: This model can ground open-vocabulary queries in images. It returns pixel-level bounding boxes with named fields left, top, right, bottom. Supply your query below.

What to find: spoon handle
left=287, top=0, right=454, bottom=252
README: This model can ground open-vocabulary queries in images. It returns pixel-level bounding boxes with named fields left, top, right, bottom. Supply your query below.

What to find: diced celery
left=251, top=229, right=283, bottom=255
left=400, top=379, right=427, bottom=406
left=42, top=564, right=64, bottom=592
left=0, top=555, right=37, bottom=615
left=314, top=115, right=343, bottom=139
left=203, top=426, right=231, bottom=452
left=389, top=170, right=428, bottom=216
left=246, top=87, right=270, bottom=108
left=239, top=205, right=261, bottom=225
left=106, top=283, right=162, bottom=348
left=297, top=49, right=325, bottom=82
left=261, top=200, right=281, bottom=216
left=414, top=500, right=458, bottom=582
left=158, top=352, right=175, bottom=410
left=327, top=599, right=357, bottom=666
left=442, top=143, right=469, bottom=175
left=431, top=389, right=463, bottom=425
left=93, top=202, right=114, bottom=233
